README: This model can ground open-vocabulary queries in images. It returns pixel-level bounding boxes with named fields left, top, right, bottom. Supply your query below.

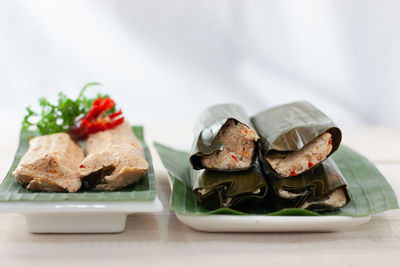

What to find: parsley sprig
left=22, top=82, right=114, bottom=135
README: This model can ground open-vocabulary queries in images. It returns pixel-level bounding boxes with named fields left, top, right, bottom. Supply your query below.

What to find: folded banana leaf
left=190, top=103, right=259, bottom=171
left=154, top=142, right=398, bottom=216
left=251, top=101, right=342, bottom=177
left=269, top=158, right=350, bottom=212
left=190, top=160, right=268, bottom=210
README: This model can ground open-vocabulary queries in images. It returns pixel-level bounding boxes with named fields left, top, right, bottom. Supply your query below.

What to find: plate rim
left=0, top=196, right=164, bottom=214
left=175, top=212, right=372, bottom=232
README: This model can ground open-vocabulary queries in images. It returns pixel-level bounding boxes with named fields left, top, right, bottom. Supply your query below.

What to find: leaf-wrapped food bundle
left=190, top=164, right=268, bottom=210
left=155, top=142, right=398, bottom=216
left=269, top=158, right=350, bottom=212
left=190, top=104, right=260, bottom=171
left=251, top=101, right=342, bottom=178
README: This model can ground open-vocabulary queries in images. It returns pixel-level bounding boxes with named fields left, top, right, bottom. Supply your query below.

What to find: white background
left=1, top=0, right=399, bottom=126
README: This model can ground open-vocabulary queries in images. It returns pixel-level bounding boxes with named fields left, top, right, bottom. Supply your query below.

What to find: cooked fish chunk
left=299, top=188, right=348, bottom=210
left=201, top=120, right=260, bottom=170
left=78, top=121, right=148, bottom=191
left=12, top=133, right=84, bottom=192
left=267, top=132, right=333, bottom=177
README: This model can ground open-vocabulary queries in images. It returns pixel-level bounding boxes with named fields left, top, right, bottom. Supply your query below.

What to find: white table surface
left=0, top=121, right=399, bottom=267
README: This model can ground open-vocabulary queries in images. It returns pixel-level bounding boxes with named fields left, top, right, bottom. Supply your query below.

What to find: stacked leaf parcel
left=189, top=101, right=350, bottom=212
left=189, top=104, right=268, bottom=210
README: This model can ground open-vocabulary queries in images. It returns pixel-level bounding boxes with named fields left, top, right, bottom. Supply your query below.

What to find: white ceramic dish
left=0, top=197, right=163, bottom=233
left=176, top=213, right=371, bottom=232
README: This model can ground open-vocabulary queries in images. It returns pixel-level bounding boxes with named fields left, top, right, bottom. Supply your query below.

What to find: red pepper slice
left=231, top=155, right=238, bottom=162
left=109, top=110, right=122, bottom=119
left=289, top=169, right=296, bottom=176
left=69, top=97, right=124, bottom=140
left=308, top=161, right=314, bottom=168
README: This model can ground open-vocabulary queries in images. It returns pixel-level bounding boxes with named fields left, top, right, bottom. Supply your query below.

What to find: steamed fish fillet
left=78, top=121, right=148, bottom=191
left=12, top=133, right=84, bottom=192
left=299, top=188, right=348, bottom=210
left=201, top=120, right=259, bottom=170
left=267, top=132, right=333, bottom=177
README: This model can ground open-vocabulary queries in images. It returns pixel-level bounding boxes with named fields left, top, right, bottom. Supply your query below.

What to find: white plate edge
left=175, top=212, right=372, bottom=232
left=0, top=196, right=164, bottom=214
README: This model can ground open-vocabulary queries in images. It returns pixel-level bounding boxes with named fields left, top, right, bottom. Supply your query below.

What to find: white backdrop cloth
left=1, top=0, right=399, bottom=126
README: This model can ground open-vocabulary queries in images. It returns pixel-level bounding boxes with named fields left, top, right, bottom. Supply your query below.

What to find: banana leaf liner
left=268, top=158, right=350, bottom=212
left=190, top=103, right=259, bottom=171
left=190, top=158, right=268, bottom=210
left=251, top=101, right=342, bottom=177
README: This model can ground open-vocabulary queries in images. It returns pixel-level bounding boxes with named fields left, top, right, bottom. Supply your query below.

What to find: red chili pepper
left=106, top=117, right=125, bottom=128
left=328, top=139, right=332, bottom=146
left=308, top=161, right=313, bottom=168
left=69, top=97, right=124, bottom=140
left=109, top=110, right=122, bottom=119
left=231, top=155, right=238, bottom=162
left=289, top=169, right=296, bottom=176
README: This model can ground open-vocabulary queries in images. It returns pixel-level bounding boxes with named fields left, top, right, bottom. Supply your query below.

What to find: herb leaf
left=22, top=82, right=111, bottom=135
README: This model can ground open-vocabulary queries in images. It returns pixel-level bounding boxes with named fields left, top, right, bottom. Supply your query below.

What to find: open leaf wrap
left=190, top=103, right=258, bottom=171
left=251, top=101, right=342, bottom=176
left=269, top=158, right=350, bottom=212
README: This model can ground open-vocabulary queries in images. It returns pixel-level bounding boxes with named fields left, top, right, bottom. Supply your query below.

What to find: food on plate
left=190, top=104, right=260, bottom=171
left=266, top=132, right=333, bottom=177
left=155, top=141, right=399, bottom=218
left=188, top=104, right=265, bottom=209
left=12, top=133, right=84, bottom=192
left=186, top=101, right=349, bottom=213
left=251, top=101, right=342, bottom=177
left=270, top=158, right=350, bottom=212
left=199, top=120, right=259, bottom=170
left=13, top=83, right=148, bottom=192
left=79, top=121, right=148, bottom=191
left=191, top=163, right=267, bottom=209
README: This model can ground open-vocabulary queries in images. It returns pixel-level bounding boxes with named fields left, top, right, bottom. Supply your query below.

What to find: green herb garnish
left=22, top=82, right=114, bottom=135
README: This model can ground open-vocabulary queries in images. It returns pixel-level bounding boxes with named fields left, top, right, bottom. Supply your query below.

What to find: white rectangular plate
left=0, top=197, right=163, bottom=233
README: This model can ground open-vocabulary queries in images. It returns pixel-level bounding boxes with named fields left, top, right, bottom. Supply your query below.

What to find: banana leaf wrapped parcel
left=267, top=158, right=350, bottom=212
left=251, top=101, right=342, bottom=178
left=190, top=104, right=260, bottom=171
left=190, top=164, right=268, bottom=210
left=189, top=104, right=267, bottom=209
left=187, top=101, right=349, bottom=212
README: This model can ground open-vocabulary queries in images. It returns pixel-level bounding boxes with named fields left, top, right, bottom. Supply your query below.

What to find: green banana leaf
left=190, top=103, right=258, bottom=171
left=251, top=101, right=342, bottom=174
left=0, top=126, right=156, bottom=202
left=190, top=160, right=268, bottom=210
left=154, top=142, right=398, bottom=216
left=269, top=158, right=350, bottom=212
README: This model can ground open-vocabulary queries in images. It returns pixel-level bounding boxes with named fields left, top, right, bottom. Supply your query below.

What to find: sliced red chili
left=109, top=110, right=122, bottom=119
left=289, top=169, right=296, bottom=176
left=69, top=97, right=124, bottom=140
left=231, top=155, right=238, bottom=162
